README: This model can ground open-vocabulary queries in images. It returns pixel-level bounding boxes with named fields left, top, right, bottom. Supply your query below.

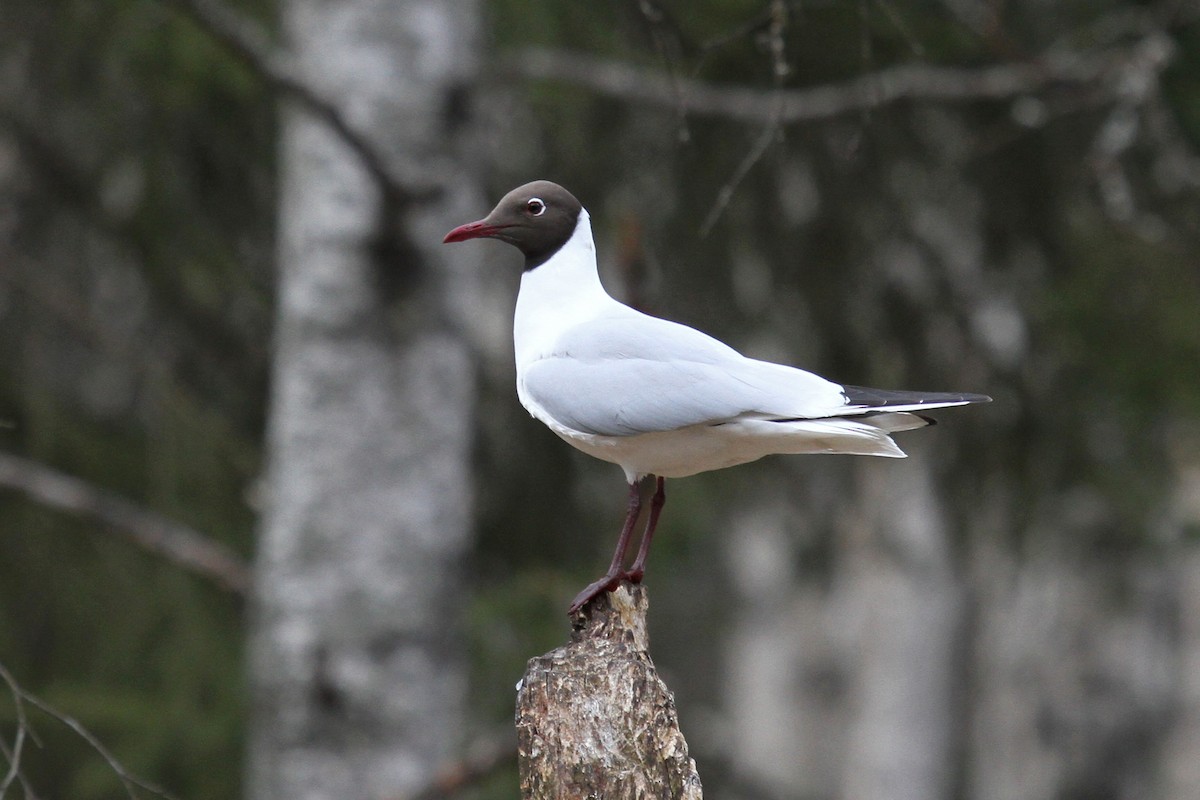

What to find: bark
left=0, top=452, right=249, bottom=594
left=247, top=1, right=484, bottom=798
left=516, top=585, right=703, bottom=800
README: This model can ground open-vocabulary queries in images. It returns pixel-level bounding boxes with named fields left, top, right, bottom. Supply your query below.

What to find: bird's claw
left=567, top=572, right=626, bottom=615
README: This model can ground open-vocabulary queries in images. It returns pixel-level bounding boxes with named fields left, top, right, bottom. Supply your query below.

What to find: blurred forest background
left=3, top=0, right=1200, bottom=798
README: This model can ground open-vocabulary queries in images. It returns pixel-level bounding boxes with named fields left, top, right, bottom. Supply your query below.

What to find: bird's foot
left=567, top=572, right=626, bottom=615
left=623, top=567, right=645, bottom=584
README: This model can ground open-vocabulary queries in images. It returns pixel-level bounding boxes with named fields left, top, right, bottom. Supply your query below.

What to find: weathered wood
left=515, top=585, right=703, bottom=799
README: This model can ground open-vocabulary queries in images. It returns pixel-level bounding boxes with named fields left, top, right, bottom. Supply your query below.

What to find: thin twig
left=630, top=0, right=694, bottom=142
left=0, top=664, right=32, bottom=800
left=0, top=737, right=35, bottom=800
left=0, top=734, right=39, bottom=800
left=696, top=5, right=776, bottom=58
left=873, top=0, right=926, bottom=58
left=0, top=663, right=179, bottom=800
left=0, top=733, right=26, bottom=800
left=0, top=452, right=251, bottom=595
left=698, top=105, right=782, bottom=237
left=699, top=0, right=789, bottom=236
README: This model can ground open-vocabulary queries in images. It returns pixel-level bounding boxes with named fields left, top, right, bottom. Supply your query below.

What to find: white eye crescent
left=526, top=197, right=546, bottom=216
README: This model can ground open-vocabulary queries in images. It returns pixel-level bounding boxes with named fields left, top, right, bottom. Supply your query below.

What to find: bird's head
left=443, top=180, right=583, bottom=269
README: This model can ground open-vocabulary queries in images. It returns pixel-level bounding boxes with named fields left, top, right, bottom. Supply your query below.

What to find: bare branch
left=0, top=452, right=250, bottom=595
left=0, top=662, right=180, bottom=800
left=502, top=36, right=1174, bottom=125
left=0, top=737, right=36, bottom=800
left=155, top=0, right=420, bottom=202
left=699, top=111, right=781, bottom=237
left=0, top=662, right=33, bottom=800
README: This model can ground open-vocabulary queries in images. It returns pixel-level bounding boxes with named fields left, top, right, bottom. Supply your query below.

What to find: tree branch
left=502, top=35, right=1174, bottom=124
left=0, top=661, right=181, bottom=800
left=155, top=0, right=421, bottom=203
left=0, top=662, right=32, bottom=800
left=0, top=452, right=250, bottom=595
left=516, top=585, right=702, bottom=799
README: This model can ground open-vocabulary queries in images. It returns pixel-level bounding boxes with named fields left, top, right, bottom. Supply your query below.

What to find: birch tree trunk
left=721, top=457, right=964, bottom=800
left=838, top=455, right=964, bottom=800
left=247, top=1, right=484, bottom=798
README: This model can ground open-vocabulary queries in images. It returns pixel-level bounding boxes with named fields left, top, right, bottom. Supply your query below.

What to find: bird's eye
left=526, top=198, right=546, bottom=216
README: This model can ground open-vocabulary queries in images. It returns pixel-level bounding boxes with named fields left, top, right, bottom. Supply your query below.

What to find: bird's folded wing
left=521, top=315, right=846, bottom=437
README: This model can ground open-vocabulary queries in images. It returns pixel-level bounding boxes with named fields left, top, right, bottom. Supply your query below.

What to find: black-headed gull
left=445, top=181, right=989, bottom=614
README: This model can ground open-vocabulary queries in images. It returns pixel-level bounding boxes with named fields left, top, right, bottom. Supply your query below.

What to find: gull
left=444, top=181, right=990, bottom=614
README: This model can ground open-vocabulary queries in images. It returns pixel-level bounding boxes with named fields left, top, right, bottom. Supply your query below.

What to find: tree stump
left=515, top=584, right=703, bottom=799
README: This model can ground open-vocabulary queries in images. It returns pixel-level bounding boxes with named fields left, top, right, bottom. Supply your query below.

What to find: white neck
left=513, top=210, right=619, bottom=366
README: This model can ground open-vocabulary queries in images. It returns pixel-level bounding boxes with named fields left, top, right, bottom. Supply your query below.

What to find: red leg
left=568, top=480, right=643, bottom=615
left=625, top=476, right=665, bottom=584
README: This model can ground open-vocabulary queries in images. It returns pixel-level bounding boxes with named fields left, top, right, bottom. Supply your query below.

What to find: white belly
left=546, top=417, right=905, bottom=482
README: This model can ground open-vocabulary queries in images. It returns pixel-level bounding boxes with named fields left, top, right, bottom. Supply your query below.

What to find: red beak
left=443, top=219, right=505, bottom=244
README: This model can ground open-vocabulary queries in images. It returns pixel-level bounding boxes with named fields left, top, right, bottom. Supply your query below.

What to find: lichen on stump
left=515, top=584, right=703, bottom=799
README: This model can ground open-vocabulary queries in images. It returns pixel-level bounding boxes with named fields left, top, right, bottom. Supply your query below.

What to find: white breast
left=513, top=210, right=622, bottom=417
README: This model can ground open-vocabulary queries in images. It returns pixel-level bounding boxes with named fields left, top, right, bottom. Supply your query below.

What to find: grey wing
left=522, top=314, right=848, bottom=436
left=523, top=356, right=759, bottom=436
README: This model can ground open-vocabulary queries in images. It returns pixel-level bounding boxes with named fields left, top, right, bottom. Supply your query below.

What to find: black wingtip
left=843, top=385, right=992, bottom=408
